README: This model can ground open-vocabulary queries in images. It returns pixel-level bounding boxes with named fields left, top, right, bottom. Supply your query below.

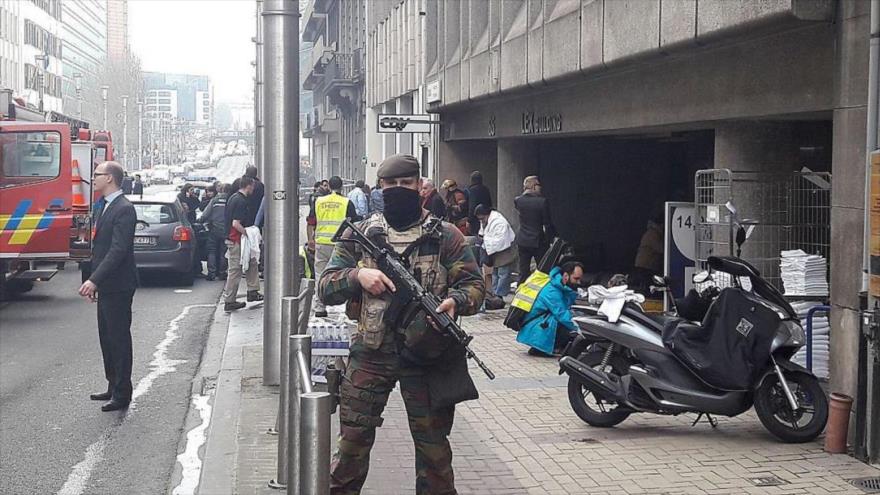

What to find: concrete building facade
left=0, top=0, right=21, bottom=94
left=425, top=0, right=867, bottom=410
left=143, top=71, right=212, bottom=124
left=18, top=0, right=63, bottom=112
left=364, top=0, right=437, bottom=187
left=105, top=0, right=127, bottom=62
left=60, top=0, right=107, bottom=120
left=301, top=0, right=366, bottom=181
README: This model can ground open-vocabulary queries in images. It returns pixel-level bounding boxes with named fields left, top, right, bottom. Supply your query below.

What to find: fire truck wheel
left=0, top=279, right=34, bottom=300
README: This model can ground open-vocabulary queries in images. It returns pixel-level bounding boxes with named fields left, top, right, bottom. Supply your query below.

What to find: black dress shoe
left=90, top=391, right=112, bottom=401
left=101, top=399, right=130, bottom=412
left=247, top=290, right=264, bottom=302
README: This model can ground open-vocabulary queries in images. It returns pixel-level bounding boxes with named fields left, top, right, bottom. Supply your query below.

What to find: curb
left=195, top=301, right=240, bottom=495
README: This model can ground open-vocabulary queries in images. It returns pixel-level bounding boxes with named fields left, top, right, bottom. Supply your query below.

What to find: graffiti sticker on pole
left=273, top=190, right=287, bottom=200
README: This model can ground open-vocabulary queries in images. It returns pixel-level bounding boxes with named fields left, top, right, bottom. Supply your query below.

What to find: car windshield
left=134, top=203, right=177, bottom=224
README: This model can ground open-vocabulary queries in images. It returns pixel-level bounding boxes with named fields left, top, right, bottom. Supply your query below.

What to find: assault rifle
left=332, top=218, right=496, bottom=380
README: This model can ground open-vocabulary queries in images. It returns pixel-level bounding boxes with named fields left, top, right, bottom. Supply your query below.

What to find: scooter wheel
left=566, top=349, right=632, bottom=428
left=754, top=371, right=828, bottom=443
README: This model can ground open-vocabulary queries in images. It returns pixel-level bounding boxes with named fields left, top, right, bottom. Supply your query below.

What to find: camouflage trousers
left=330, top=331, right=457, bottom=495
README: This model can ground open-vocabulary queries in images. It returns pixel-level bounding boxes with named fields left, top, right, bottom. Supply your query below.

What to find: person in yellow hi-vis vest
left=307, top=176, right=358, bottom=317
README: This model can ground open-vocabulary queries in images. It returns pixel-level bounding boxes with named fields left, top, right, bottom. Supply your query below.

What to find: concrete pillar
left=830, top=0, right=870, bottom=399
left=437, top=139, right=498, bottom=200
left=365, top=106, right=382, bottom=186
left=714, top=121, right=800, bottom=173
left=497, top=139, right=538, bottom=232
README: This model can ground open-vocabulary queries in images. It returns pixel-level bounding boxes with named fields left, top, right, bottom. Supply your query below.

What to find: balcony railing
left=324, top=51, right=362, bottom=89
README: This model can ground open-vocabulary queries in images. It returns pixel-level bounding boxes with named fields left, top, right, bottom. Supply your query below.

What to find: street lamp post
left=137, top=101, right=143, bottom=170
left=101, top=85, right=109, bottom=130
left=73, top=72, right=83, bottom=118
left=121, top=95, right=129, bottom=169
left=34, top=55, right=46, bottom=113
left=262, top=0, right=299, bottom=392
left=254, top=0, right=264, bottom=180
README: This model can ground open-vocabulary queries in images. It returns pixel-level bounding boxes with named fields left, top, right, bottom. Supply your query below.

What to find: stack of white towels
left=780, top=249, right=829, bottom=297
left=790, top=301, right=830, bottom=379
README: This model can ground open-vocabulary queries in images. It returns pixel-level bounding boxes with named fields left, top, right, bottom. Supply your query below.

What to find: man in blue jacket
left=516, top=262, right=584, bottom=356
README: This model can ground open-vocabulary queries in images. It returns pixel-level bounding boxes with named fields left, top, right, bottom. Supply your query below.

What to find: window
left=0, top=132, right=62, bottom=184
left=133, top=203, right=177, bottom=224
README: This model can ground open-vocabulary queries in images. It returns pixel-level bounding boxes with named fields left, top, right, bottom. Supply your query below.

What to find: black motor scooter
left=559, top=231, right=828, bottom=443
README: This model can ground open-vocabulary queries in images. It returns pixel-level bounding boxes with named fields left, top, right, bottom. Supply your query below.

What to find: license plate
left=134, top=236, right=156, bottom=246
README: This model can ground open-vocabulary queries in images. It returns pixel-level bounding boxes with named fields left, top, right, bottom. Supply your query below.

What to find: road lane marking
left=56, top=434, right=108, bottom=495
left=57, top=303, right=215, bottom=495
left=171, top=394, right=212, bottom=495
left=132, top=304, right=214, bottom=404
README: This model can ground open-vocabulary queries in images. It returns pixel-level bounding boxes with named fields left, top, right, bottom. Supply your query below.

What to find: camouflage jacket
left=318, top=213, right=484, bottom=320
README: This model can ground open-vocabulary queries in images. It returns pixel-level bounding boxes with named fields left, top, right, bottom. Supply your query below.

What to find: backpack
left=503, top=238, right=567, bottom=331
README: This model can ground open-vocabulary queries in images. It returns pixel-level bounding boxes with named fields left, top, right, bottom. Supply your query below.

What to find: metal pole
left=122, top=95, right=129, bottom=169
left=287, top=334, right=312, bottom=495
left=269, top=296, right=298, bottom=489
left=255, top=0, right=264, bottom=179
left=74, top=72, right=82, bottom=118
left=262, top=0, right=300, bottom=386
left=137, top=102, right=143, bottom=170
left=101, top=86, right=109, bottom=130
left=299, top=392, right=331, bottom=495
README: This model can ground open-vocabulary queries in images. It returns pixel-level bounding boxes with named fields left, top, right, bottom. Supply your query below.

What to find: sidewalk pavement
left=199, top=304, right=880, bottom=495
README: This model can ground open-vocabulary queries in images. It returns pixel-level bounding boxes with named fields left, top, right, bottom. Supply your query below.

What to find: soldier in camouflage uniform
left=319, top=154, right=484, bottom=495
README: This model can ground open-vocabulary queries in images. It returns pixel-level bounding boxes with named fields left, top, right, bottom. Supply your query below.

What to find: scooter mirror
left=693, top=271, right=710, bottom=284
left=652, top=275, right=666, bottom=286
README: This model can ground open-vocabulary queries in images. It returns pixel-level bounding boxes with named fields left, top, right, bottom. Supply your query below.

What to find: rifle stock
left=332, top=218, right=496, bottom=380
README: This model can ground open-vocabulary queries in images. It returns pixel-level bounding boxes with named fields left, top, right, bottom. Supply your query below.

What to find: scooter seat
left=621, top=304, right=684, bottom=333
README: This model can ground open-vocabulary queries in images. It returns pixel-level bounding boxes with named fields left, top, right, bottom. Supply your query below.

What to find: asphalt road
left=0, top=267, right=224, bottom=495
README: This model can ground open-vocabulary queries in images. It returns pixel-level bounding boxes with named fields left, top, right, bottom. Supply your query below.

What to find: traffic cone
left=71, top=159, right=87, bottom=207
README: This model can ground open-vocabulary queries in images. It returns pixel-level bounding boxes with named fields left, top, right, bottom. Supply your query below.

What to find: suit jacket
left=90, top=194, right=139, bottom=293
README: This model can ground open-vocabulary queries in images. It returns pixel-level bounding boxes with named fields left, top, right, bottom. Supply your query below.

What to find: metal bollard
left=269, top=296, right=299, bottom=489
left=299, top=392, right=332, bottom=495
left=325, top=364, right=341, bottom=414
left=287, top=335, right=312, bottom=495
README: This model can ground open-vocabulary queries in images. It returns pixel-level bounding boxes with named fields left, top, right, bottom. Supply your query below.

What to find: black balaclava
left=382, top=186, right=422, bottom=230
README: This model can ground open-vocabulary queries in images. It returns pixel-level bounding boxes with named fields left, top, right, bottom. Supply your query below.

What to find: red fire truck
left=0, top=89, right=113, bottom=298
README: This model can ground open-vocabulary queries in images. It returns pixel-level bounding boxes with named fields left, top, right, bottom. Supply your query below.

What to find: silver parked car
left=128, top=195, right=196, bottom=286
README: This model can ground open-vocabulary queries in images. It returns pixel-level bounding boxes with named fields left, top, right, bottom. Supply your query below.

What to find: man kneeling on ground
left=516, top=261, right=584, bottom=357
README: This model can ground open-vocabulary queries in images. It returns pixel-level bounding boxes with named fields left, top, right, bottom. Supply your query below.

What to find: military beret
left=377, top=154, right=420, bottom=179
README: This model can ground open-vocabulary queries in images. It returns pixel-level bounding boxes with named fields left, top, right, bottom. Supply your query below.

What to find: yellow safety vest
left=510, top=270, right=551, bottom=312
left=315, top=192, right=349, bottom=245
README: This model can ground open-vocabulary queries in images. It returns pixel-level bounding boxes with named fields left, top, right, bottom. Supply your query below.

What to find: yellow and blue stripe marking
left=0, top=199, right=63, bottom=245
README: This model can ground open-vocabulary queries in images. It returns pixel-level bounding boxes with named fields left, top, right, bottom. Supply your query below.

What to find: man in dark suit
left=78, top=161, right=138, bottom=412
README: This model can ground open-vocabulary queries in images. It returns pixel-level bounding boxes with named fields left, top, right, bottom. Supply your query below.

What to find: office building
left=61, top=0, right=107, bottom=120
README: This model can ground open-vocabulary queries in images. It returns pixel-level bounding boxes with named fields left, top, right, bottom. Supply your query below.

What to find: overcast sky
left=129, top=0, right=256, bottom=103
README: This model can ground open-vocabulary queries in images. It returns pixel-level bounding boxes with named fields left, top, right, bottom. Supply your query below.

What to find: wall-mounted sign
left=377, top=114, right=436, bottom=133
left=521, top=112, right=563, bottom=135
left=426, top=80, right=441, bottom=104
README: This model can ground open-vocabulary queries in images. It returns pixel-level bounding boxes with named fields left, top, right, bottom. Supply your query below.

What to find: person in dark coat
left=121, top=172, right=133, bottom=194
left=177, top=184, right=200, bottom=224
left=419, top=178, right=446, bottom=218
left=244, top=165, right=264, bottom=227
left=466, top=170, right=492, bottom=236
left=78, top=161, right=138, bottom=412
left=132, top=174, right=144, bottom=195
left=514, top=175, right=556, bottom=283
